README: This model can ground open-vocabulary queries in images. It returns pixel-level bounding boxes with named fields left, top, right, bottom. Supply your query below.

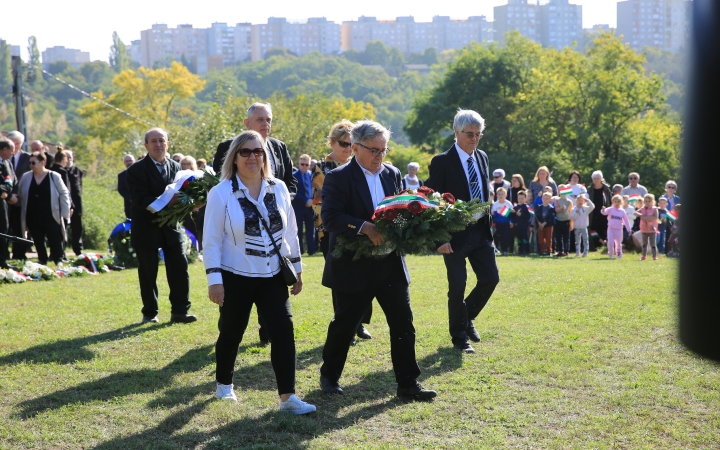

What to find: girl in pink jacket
left=601, top=195, right=633, bottom=259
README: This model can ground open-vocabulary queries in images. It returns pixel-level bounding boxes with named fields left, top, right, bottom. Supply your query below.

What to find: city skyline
left=4, top=0, right=618, bottom=62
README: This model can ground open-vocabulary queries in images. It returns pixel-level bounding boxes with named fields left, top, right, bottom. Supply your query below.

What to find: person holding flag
left=511, top=190, right=533, bottom=255
left=492, top=187, right=514, bottom=256
left=553, top=185, right=573, bottom=256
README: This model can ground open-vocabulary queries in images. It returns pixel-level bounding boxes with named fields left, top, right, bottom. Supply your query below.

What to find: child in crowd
left=601, top=194, right=633, bottom=259
left=635, top=193, right=659, bottom=260
left=532, top=186, right=554, bottom=253
left=657, top=197, right=668, bottom=254
left=553, top=185, right=573, bottom=256
left=535, top=192, right=556, bottom=256
left=511, top=190, right=533, bottom=255
left=492, top=187, right=514, bottom=256
left=622, top=195, right=636, bottom=245
left=569, top=194, right=595, bottom=257
left=667, top=204, right=681, bottom=257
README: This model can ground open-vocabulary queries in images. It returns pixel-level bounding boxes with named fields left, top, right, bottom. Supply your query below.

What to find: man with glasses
left=126, top=128, right=196, bottom=324
left=621, top=172, right=648, bottom=197
left=318, top=120, right=436, bottom=401
left=292, top=154, right=317, bottom=255
left=425, top=109, right=498, bottom=354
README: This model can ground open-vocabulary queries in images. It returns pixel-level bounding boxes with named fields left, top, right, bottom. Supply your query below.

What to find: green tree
left=27, top=36, right=41, bottom=84
left=364, top=41, right=390, bottom=65
left=0, top=40, right=11, bottom=92
left=423, top=47, right=439, bottom=65
left=109, top=32, right=130, bottom=73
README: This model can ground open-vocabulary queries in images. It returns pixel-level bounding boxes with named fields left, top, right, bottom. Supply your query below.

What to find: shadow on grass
left=91, top=347, right=463, bottom=449
left=0, top=322, right=172, bottom=366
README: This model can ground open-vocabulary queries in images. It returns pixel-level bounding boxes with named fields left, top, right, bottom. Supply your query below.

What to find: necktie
left=305, top=172, right=311, bottom=198
left=11, top=155, right=15, bottom=169
left=467, top=157, right=483, bottom=201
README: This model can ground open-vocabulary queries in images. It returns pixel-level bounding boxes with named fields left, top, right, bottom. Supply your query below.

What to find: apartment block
left=617, top=0, right=692, bottom=51
left=127, top=40, right=142, bottom=65
left=207, top=22, right=253, bottom=65
left=251, top=17, right=341, bottom=61
left=538, top=0, right=583, bottom=49
left=140, top=24, right=208, bottom=68
left=494, top=0, right=539, bottom=45
left=41, top=46, right=90, bottom=69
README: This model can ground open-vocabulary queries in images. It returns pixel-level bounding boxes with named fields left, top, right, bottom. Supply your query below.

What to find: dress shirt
left=358, top=161, right=386, bottom=235
left=454, top=143, right=485, bottom=203
left=265, top=143, right=277, bottom=174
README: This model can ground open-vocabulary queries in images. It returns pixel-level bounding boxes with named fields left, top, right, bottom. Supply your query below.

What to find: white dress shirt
left=357, top=161, right=387, bottom=235
left=454, top=143, right=487, bottom=203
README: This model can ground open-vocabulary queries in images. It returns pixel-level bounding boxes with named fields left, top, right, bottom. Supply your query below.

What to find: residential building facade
left=41, top=46, right=90, bottom=69
left=251, top=17, right=341, bottom=61
left=539, top=0, right=583, bottom=49
left=617, top=0, right=692, bottom=51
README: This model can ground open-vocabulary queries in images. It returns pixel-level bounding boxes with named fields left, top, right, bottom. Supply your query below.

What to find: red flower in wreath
left=408, top=201, right=423, bottom=215
left=417, top=186, right=435, bottom=197
left=373, top=210, right=384, bottom=220
left=182, top=179, right=191, bottom=190
left=384, top=209, right=398, bottom=220
left=398, top=189, right=414, bottom=195
left=442, top=193, right=456, bottom=204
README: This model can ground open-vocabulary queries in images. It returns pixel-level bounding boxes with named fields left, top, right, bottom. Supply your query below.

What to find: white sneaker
left=216, top=383, right=237, bottom=402
left=279, top=394, right=316, bottom=415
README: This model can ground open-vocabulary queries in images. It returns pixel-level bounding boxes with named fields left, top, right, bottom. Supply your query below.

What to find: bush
left=81, top=175, right=125, bottom=250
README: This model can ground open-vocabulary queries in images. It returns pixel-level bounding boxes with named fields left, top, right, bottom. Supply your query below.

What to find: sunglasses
left=667, top=186, right=676, bottom=189
left=300, top=163, right=309, bottom=166
left=238, top=148, right=265, bottom=158
left=629, top=177, right=638, bottom=180
left=29, top=161, right=39, bottom=165
left=493, top=175, right=502, bottom=179
left=337, top=141, right=351, bottom=148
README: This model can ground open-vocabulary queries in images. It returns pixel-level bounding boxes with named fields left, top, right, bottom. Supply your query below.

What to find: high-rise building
left=251, top=17, right=341, bottom=61
left=140, top=24, right=208, bottom=68
left=9, top=45, right=21, bottom=57
left=494, top=0, right=539, bottom=45
left=41, top=46, right=90, bottom=69
left=127, top=40, right=142, bottom=65
left=617, top=0, right=692, bottom=51
left=538, top=0, right=583, bottom=49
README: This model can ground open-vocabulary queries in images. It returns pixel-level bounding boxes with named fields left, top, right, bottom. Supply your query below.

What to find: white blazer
left=18, top=170, right=71, bottom=240
left=203, top=174, right=301, bottom=286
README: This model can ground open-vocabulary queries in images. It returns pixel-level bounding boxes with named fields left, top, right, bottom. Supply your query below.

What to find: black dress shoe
left=142, top=315, right=159, bottom=323
left=320, top=376, right=343, bottom=394
left=170, top=314, right=197, bottom=323
left=466, top=322, right=481, bottom=343
left=397, top=383, right=437, bottom=401
left=453, top=341, right=476, bottom=354
left=356, top=325, right=372, bottom=340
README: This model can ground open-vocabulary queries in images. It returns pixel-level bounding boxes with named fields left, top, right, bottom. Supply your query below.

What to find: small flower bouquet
left=56, top=266, right=90, bottom=278
left=73, top=253, right=110, bottom=274
left=21, top=261, right=60, bottom=281
left=333, top=186, right=491, bottom=260
left=0, top=268, right=29, bottom=283
left=152, top=169, right=220, bottom=228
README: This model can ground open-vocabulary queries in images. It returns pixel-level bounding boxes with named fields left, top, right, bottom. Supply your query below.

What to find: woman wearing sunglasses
left=17, top=151, right=70, bottom=265
left=203, top=130, right=314, bottom=414
left=310, top=120, right=373, bottom=342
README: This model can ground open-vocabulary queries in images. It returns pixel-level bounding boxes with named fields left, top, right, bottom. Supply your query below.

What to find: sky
left=3, top=0, right=618, bottom=62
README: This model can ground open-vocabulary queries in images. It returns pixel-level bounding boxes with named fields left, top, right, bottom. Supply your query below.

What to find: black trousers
left=135, top=237, right=190, bottom=318
left=27, top=218, right=64, bottom=265
left=8, top=206, right=28, bottom=260
left=515, top=223, right=530, bottom=254
left=554, top=220, right=570, bottom=254
left=294, top=206, right=316, bottom=255
left=494, top=222, right=511, bottom=252
left=442, top=224, right=499, bottom=344
left=320, top=279, right=420, bottom=387
left=70, top=214, right=83, bottom=255
left=216, top=271, right=296, bottom=394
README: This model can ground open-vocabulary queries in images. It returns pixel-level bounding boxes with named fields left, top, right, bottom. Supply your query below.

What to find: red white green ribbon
left=666, top=210, right=678, bottom=222
left=628, top=194, right=642, bottom=203
left=499, top=205, right=511, bottom=217
left=559, top=186, right=572, bottom=196
left=373, top=194, right=436, bottom=219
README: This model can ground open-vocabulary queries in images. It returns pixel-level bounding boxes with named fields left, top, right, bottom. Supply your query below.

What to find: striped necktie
left=467, top=157, right=483, bottom=201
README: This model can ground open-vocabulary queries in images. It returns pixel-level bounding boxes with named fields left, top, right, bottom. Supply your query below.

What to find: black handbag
left=252, top=203, right=299, bottom=286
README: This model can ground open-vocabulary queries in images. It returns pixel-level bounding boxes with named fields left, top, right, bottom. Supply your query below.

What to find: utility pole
left=11, top=55, right=28, bottom=153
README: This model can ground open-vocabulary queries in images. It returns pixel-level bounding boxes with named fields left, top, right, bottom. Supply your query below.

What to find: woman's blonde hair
left=221, top=130, right=270, bottom=181
left=326, top=120, right=354, bottom=147
left=181, top=155, right=197, bottom=171
left=533, top=166, right=555, bottom=183
left=644, top=193, right=655, bottom=205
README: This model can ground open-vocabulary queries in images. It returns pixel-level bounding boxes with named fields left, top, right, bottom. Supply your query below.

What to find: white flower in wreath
left=0, top=269, right=6, bottom=281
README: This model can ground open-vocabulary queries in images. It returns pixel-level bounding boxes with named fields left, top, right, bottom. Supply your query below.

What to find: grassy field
left=0, top=254, right=717, bottom=449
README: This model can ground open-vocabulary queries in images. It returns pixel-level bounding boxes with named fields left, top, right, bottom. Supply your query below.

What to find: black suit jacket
left=67, top=165, right=85, bottom=215
left=50, top=164, right=72, bottom=208
left=321, top=158, right=409, bottom=293
left=425, top=144, right=494, bottom=241
left=126, top=155, right=183, bottom=248
left=117, top=169, right=133, bottom=219
left=212, top=136, right=297, bottom=197
left=0, top=159, right=15, bottom=227
left=12, top=152, right=30, bottom=190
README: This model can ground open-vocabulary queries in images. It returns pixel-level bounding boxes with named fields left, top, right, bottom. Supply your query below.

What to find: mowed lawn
left=0, top=254, right=717, bottom=449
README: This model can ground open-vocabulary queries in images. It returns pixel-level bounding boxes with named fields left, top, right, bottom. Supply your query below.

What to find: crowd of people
left=0, top=132, right=85, bottom=269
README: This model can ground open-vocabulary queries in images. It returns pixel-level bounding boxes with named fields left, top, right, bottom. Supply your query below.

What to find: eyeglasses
left=667, top=186, right=676, bottom=189
left=629, top=177, right=638, bottom=180
left=299, top=163, right=309, bottom=166
left=29, top=161, right=38, bottom=165
left=493, top=175, right=502, bottom=179
left=356, top=142, right=389, bottom=157
left=461, top=131, right=483, bottom=139
left=238, top=148, right=265, bottom=158
left=337, top=140, right=351, bottom=148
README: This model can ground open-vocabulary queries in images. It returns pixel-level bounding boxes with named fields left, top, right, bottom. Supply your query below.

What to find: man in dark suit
left=0, top=137, right=19, bottom=267
left=211, top=103, right=297, bottom=199
left=118, top=154, right=135, bottom=219
left=211, top=102, right=297, bottom=344
left=292, top=154, right=316, bottom=255
left=425, top=109, right=499, bottom=354
left=7, top=131, right=30, bottom=260
left=319, top=120, right=436, bottom=401
left=65, top=151, right=86, bottom=256
left=127, top=128, right=195, bottom=324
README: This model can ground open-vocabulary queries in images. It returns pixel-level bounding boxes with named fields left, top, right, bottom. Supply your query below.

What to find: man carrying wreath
left=319, top=120, right=436, bottom=401
left=425, top=109, right=499, bottom=354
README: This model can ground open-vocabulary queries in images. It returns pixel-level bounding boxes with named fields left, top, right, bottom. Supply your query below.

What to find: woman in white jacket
left=203, top=130, right=315, bottom=414
left=17, top=151, right=70, bottom=265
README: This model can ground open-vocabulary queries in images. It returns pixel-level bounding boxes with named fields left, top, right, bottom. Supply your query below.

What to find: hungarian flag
left=559, top=186, right=572, bottom=196
left=590, top=230, right=599, bottom=237
left=628, top=193, right=642, bottom=203
left=3, top=175, right=12, bottom=186
left=667, top=210, right=679, bottom=222
left=499, top=205, right=511, bottom=217
left=527, top=205, right=535, bottom=215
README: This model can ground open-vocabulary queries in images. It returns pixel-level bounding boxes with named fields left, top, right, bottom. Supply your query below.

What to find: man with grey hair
left=126, top=127, right=196, bottom=324
left=6, top=132, right=30, bottom=260
left=620, top=172, right=648, bottom=197
left=65, top=150, right=86, bottom=255
left=425, top=109, right=499, bottom=354
left=318, top=120, right=436, bottom=400
left=118, top=154, right=136, bottom=219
